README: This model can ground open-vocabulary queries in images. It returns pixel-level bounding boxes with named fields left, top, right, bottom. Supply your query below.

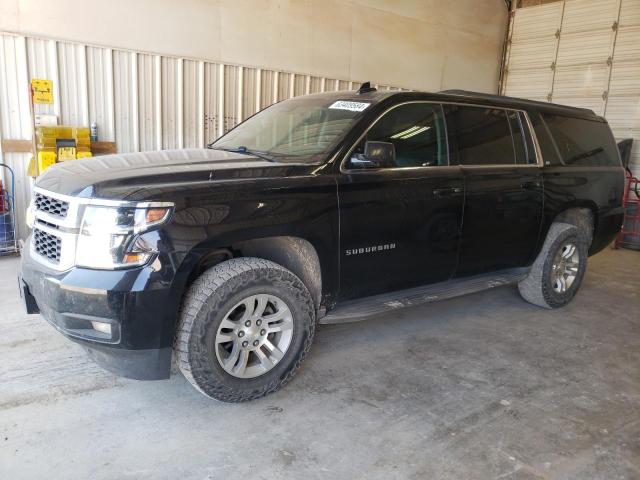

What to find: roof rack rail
left=439, top=89, right=593, bottom=113
left=439, top=89, right=504, bottom=99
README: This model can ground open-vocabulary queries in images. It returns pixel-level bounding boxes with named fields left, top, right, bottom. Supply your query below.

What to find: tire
left=518, top=222, right=588, bottom=309
left=175, top=257, right=316, bottom=402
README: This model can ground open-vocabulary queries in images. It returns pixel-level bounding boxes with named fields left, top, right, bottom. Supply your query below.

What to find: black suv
left=19, top=85, right=625, bottom=402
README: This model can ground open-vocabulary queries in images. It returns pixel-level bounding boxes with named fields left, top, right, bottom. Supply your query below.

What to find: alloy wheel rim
left=550, top=242, right=580, bottom=293
left=214, top=294, right=294, bottom=379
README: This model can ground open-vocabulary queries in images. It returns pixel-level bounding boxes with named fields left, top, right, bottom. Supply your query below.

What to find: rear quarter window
left=540, top=113, right=621, bottom=167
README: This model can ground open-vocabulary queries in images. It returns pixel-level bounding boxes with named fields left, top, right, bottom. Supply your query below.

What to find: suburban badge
left=345, top=243, right=396, bottom=256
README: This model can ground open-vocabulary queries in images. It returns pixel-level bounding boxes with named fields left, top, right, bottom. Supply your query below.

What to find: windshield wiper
left=208, top=145, right=277, bottom=162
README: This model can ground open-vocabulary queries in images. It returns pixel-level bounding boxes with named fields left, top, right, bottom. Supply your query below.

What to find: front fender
left=160, top=175, right=339, bottom=338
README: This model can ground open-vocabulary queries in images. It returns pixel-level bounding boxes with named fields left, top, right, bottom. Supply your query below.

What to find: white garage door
left=503, top=0, right=640, bottom=177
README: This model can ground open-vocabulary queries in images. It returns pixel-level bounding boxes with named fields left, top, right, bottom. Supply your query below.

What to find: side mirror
left=348, top=141, right=396, bottom=169
left=365, top=141, right=395, bottom=167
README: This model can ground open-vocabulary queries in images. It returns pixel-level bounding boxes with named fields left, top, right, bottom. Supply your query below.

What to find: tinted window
left=519, top=112, right=538, bottom=165
left=350, top=103, right=447, bottom=169
left=444, top=105, right=516, bottom=165
left=530, top=111, right=562, bottom=165
left=541, top=113, right=621, bottom=167
left=507, top=110, right=527, bottom=165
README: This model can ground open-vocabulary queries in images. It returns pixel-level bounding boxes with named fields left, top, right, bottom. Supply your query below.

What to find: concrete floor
left=1, top=248, right=639, bottom=480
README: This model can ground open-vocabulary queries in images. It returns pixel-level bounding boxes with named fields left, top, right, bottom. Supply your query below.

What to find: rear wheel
left=518, top=223, right=588, bottom=309
left=175, top=258, right=316, bottom=402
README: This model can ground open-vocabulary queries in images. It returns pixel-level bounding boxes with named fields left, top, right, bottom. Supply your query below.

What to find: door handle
left=521, top=181, right=541, bottom=190
left=433, top=187, right=463, bottom=197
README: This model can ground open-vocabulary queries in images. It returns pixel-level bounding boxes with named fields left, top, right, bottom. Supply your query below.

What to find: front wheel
left=175, top=258, right=316, bottom=402
left=518, top=223, right=588, bottom=309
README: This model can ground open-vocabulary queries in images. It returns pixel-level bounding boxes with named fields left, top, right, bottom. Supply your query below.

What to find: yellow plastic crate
left=76, top=138, right=91, bottom=148
left=57, top=126, right=72, bottom=138
left=37, top=137, right=57, bottom=150
left=37, top=151, right=57, bottom=173
left=35, top=126, right=59, bottom=138
left=72, top=127, right=90, bottom=139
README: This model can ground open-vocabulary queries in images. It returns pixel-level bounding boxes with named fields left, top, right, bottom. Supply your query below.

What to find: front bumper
left=19, top=240, right=174, bottom=380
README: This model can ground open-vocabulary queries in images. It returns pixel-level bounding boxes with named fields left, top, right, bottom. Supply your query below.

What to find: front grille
left=34, top=192, right=69, bottom=218
left=33, top=228, right=62, bottom=263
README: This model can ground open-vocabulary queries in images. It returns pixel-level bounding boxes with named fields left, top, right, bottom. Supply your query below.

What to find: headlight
left=75, top=204, right=172, bottom=269
left=25, top=201, right=35, bottom=230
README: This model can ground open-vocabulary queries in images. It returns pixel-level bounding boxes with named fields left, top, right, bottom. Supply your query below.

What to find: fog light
left=91, top=321, right=112, bottom=335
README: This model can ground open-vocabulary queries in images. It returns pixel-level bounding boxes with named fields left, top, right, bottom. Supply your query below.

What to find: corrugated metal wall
left=0, top=32, right=402, bottom=240
left=503, top=0, right=640, bottom=178
left=0, top=34, right=31, bottom=243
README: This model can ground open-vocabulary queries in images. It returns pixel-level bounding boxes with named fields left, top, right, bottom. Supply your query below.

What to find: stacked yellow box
left=35, top=126, right=58, bottom=154
left=37, top=151, right=57, bottom=173
left=73, top=127, right=91, bottom=156
left=34, top=126, right=93, bottom=173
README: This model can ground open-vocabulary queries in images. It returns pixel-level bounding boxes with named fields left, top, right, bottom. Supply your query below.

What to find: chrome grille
left=33, top=228, right=62, bottom=263
left=34, top=192, right=69, bottom=218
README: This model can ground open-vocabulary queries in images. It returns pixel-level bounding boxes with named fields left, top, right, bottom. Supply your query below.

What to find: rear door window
left=530, top=112, right=563, bottom=166
left=507, top=110, right=528, bottom=165
left=444, top=105, right=516, bottom=166
left=519, top=112, right=538, bottom=165
left=540, top=113, right=621, bottom=167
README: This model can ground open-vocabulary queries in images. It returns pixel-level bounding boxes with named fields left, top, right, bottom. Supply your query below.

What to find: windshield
left=210, top=96, right=372, bottom=163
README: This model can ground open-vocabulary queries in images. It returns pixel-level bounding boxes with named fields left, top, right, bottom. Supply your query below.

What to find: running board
left=320, top=268, right=529, bottom=324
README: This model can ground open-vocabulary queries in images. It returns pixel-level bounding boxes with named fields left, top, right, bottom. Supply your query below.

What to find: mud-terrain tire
left=176, top=257, right=316, bottom=402
left=518, top=223, right=588, bottom=309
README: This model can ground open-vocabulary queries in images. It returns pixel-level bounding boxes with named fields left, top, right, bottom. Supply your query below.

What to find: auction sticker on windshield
left=329, top=101, right=371, bottom=112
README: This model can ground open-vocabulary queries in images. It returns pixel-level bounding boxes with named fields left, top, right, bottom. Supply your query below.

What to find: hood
left=36, top=148, right=315, bottom=199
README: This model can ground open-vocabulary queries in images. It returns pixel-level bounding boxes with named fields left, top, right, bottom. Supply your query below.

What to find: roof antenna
left=357, top=81, right=377, bottom=94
